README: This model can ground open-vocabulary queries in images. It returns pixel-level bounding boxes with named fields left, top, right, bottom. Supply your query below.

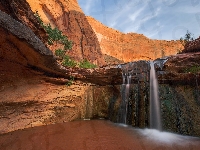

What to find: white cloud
left=129, top=5, right=147, bottom=22
left=78, top=0, right=200, bottom=40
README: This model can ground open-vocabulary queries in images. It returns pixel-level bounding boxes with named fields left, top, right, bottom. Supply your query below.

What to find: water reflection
left=0, top=120, right=200, bottom=150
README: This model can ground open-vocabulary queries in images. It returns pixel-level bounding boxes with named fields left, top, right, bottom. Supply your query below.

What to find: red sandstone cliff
left=183, top=36, right=200, bottom=53
left=0, top=0, right=185, bottom=66
left=0, top=0, right=101, bottom=133
left=24, top=0, right=184, bottom=64
left=26, top=0, right=106, bottom=66
left=86, top=16, right=184, bottom=62
left=0, top=0, right=199, bottom=135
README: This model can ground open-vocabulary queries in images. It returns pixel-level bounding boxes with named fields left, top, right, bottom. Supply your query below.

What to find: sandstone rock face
left=183, top=36, right=200, bottom=53
left=0, top=9, right=67, bottom=79
left=0, top=0, right=48, bottom=44
left=0, top=0, right=118, bottom=134
left=26, top=0, right=106, bottom=66
left=0, top=7, right=88, bottom=133
left=159, top=52, right=200, bottom=85
left=1, top=0, right=199, bottom=136
left=1, top=0, right=184, bottom=66
left=87, top=16, right=184, bottom=62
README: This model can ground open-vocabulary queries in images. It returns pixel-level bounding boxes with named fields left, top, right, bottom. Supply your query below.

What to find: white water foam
left=135, top=128, right=200, bottom=146
left=115, top=123, right=200, bottom=146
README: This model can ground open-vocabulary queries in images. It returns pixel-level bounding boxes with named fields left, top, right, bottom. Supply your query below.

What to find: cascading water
left=118, top=61, right=149, bottom=125
left=120, top=72, right=132, bottom=124
left=118, top=59, right=166, bottom=130
left=109, top=58, right=200, bottom=145
left=150, top=61, right=162, bottom=131
left=120, top=75, right=131, bottom=124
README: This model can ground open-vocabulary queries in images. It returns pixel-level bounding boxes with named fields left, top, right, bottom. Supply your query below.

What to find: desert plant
left=34, top=11, right=98, bottom=70
left=62, top=56, right=77, bottom=67
left=79, top=59, right=97, bottom=69
left=34, top=11, right=72, bottom=50
left=55, top=49, right=65, bottom=58
left=66, top=76, right=74, bottom=86
left=35, top=11, right=78, bottom=67
left=184, top=65, right=200, bottom=73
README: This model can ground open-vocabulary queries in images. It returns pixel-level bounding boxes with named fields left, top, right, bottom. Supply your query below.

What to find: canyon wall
left=25, top=0, right=184, bottom=65
left=26, top=0, right=106, bottom=66
left=87, top=16, right=183, bottom=62
left=0, top=4, right=110, bottom=133
left=1, top=0, right=198, bottom=135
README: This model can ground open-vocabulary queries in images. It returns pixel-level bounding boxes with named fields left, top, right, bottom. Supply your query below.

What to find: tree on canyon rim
left=180, top=30, right=194, bottom=46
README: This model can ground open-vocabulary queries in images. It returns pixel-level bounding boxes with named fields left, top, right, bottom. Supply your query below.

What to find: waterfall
left=118, top=61, right=149, bottom=125
left=118, top=60, right=164, bottom=129
left=120, top=73, right=131, bottom=124
left=119, top=63, right=134, bottom=124
left=150, top=61, right=162, bottom=131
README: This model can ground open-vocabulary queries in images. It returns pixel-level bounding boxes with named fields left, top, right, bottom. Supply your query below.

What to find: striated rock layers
left=0, top=7, right=81, bottom=133
left=0, top=0, right=103, bottom=133
left=183, top=36, right=200, bottom=53
left=87, top=16, right=183, bottom=62
left=26, top=0, right=106, bottom=66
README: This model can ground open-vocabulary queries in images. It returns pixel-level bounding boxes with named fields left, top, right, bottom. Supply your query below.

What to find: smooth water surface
left=0, top=120, right=200, bottom=150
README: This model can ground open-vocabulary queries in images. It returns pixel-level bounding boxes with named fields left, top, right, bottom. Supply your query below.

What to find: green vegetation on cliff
left=79, top=59, right=97, bottom=69
left=184, top=65, right=200, bottom=73
left=34, top=11, right=96, bottom=69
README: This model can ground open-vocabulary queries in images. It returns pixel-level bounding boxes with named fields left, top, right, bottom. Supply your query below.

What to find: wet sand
left=0, top=120, right=200, bottom=150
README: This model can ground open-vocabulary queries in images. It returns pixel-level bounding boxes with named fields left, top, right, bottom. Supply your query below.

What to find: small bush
left=62, top=56, right=77, bottom=67
left=34, top=11, right=44, bottom=26
left=79, top=59, right=97, bottom=69
left=34, top=11, right=72, bottom=50
left=55, top=49, right=65, bottom=57
left=34, top=11, right=77, bottom=68
left=66, top=76, right=74, bottom=86
left=184, top=65, right=200, bottom=73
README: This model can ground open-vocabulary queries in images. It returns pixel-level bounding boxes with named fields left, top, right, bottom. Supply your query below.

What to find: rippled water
left=0, top=120, right=200, bottom=150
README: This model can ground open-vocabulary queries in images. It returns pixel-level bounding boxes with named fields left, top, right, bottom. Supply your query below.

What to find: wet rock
left=158, top=52, right=200, bottom=85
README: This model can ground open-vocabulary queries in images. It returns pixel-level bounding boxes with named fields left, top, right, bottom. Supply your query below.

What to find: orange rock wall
left=26, top=0, right=106, bottom=66
left=87, top=16, right=183, bottom=62
left=26, top=0, right=183, bottom=64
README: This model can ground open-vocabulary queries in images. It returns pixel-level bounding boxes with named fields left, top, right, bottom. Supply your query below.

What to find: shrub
left=66, top=76, right=74, bottom=86
left=79, top=59, right=97, bottom=69
left=34, top=11, right=77, bottom=68
left=55, top=49, right=65, bottom=58
left=34, top=11, right=98, bottom=69
left=184, top=65, right=200, bottom=73
left=34, top=11, right=72, bottom=50
left=62, top=56, right=77, bottom=67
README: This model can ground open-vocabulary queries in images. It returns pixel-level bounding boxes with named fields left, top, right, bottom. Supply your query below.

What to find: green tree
left=180, top=30, right=194, bottom=46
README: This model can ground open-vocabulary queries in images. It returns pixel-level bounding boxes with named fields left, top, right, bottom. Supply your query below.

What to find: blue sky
left=78, top=0, right=200, bottom=40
